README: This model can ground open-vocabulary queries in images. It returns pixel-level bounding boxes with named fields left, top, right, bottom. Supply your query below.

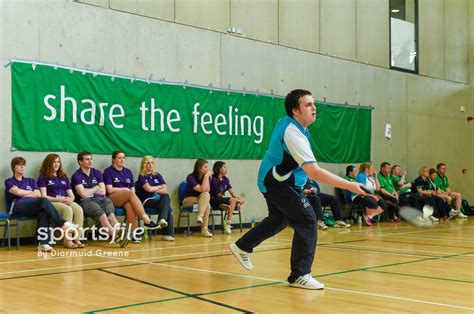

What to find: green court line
left=84, top=295, right=189, bottom=313
left=85, top=250, right=474, bottom=313
left=85, top=281, right=283, bottom=313
left=316, top=251, right=474, bottom=278
left=364, top=269, right=474, bottom=284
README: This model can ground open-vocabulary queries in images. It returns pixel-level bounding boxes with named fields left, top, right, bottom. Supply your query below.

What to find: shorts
left=352, top=195, right=379, bottom=209
left=210, top=196, right=231, bottom=208
left=80, top=197, right=115, bottom=220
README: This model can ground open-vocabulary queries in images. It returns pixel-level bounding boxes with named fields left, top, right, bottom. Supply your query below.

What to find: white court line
left=327, top=243, right=474, bottom=257
left=0, top=243, right=290, bottom=276
left=98, top=254, right=474, bottom=311
left=319, top=246, right=474, bottom=262
left=0, top=240, right=236, bottom=266
left=381, top=233, right=474, bottom=243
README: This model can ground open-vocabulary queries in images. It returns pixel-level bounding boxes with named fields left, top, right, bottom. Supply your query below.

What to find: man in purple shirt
left=5, top=157, right=76, bottom=252
left=71, top=151, right=128, bottom=247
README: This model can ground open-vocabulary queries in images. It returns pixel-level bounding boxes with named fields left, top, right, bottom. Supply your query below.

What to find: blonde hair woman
left=351, top=162, right=385, bottom=226
left=135, top=156, right=174, bottom=241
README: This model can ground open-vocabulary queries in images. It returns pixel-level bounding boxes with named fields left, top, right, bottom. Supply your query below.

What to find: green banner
left=11, top=62, right=371, bottom=162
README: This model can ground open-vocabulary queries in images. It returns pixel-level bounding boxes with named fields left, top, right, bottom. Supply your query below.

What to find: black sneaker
left=130, top=235, right=142, bottom=244
left=115, top=229, right=130, bottom=248
left=144, top=221, right=161, bottom=230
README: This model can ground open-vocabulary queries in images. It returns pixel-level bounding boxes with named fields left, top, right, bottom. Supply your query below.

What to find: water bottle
left=251, top=218, right=256, bottom=229
left=143, top=230, right=149, bottom=241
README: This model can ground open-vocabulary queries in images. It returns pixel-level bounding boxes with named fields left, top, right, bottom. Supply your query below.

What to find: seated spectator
left=103, top=150, right=160, bottom=243
left=344, top=165, right=357, bottom=182
left=5, top=157, right=77, bottom=252
left=391, top=165, right=424, bottom=210
left=303, top=179, right=349, bottom=228
left=71, top=151, right=129, bottom=247
left=377, top=162, right=402, bottom=222
left=38, top=153, right=85, bottom=248
left=183, top=159, right=213, bottom=237
left=135, top=156, right=174, bottom=241
left=435, top=163, right=467, bottom=218
left=353, top=162, right=385, bottom=226
left=428, top=168, right=453, bottom=212
left=414, top=166, right=449, bottom=221
left=210, top=161, right=245, bottom=234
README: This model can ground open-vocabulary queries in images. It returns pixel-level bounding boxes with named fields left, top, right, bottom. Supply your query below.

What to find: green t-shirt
left=343, top=175, right=354, bottom=182
left=378, top=172, right=395, bottom=194
left=427, top=178, right=437, bottom=191
left=435, top=174, right=449, bottom=191
left=391, top=175, right=410, bottom=194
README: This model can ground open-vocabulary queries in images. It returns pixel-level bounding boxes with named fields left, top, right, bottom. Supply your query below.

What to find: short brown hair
left=436, top=163, right=446, bottom=170
left=77, top=151, right=92, bottom=164
left=10, top=157, right=26, bottom=173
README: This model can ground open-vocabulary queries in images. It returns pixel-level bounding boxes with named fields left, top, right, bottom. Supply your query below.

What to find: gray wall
left=0, top=0, right=472, bottom=236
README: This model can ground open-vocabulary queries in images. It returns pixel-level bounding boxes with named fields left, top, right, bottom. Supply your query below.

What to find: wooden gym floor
left=0, top=218, right=473, bottom=313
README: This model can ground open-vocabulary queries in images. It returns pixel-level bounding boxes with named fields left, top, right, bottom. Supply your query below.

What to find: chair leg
left=16, top=221, right=20, bottom=250
left=210, top=212, right=215, bottom=233
left=221, top=211, right=225, bottom=234
left=238, top=211, right=243, bottom=232
left=7, top=220, right=11, bottom=250
left=186, top=213, right=190, bottom=235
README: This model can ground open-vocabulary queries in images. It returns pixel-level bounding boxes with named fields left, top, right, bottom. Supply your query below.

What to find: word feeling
left=42, top=87, right=264, bottom=144
left=140, top=100, right=264, bottom=144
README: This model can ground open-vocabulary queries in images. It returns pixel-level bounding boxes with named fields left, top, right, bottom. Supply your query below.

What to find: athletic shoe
left=449, top=209, right=459, bottom=219
left=422, top=205, right=434, bottom=220
left=130, top=235, right=142, bottom=244
left=161, top=235, right=175, bottom=241
left=458, top=211, right=468, bottom=218
left=62, top=221, right=79, bottom=230
left=200, top=227, right=213, bottom=237
left=430, top=215, right=439, bottom=222
left=317, top=220, right=328, bottom=230
left=157, top=218, right=168, bottom=228
left=224, top=221, right=232, bottom=234
left=115, top=229, right=130, bottom=248
left=37, top=244, right=54, bottom=252
left=289, top=274, right=324, bottom=290
left=334, top=220, right=350, bottom=228
left=144, top=221, right=161, bottom=230
left=363, top=215, right=373, bottom=226
left=394, top=216, right=401, bottom=222
left=196, top=214, right=204, bottom=225
left=229, top=243, right=254, bottom=270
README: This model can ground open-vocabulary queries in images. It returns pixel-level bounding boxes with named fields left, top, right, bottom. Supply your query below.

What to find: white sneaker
left=196, top=214, right=204, bottom=225
left=229, top=243, right=254, bottom=270
left=161, top=235, right=175, bottom=241
left=37, top=244, right=54, bottom=252
left=289, top=274, right=324, bottom=290
left=449, top=209, right=460, bottom=219
left=317, top=220, right=328, bottom=230
left=334, top=220, right=350, bottom=228
left=458, top=211, right=468, bottom=218
left=422, top=205, right=434, bottom=220
left=200, top=227, right=213, bottom=237
left=430, top=215, right=439, bottom=222
left=158, top=218, right=168, bottom=228
left=224, top=221, right=232, bottom=234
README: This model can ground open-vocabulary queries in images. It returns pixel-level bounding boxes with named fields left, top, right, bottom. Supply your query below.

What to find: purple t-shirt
left=37, top=174, right=72, bottom=198
left=71, top=167, right=105, bottom=201
left=4, top=176, right=39, bottom=207
left=135, top=173, right=166, bottom=202
left=103, top=166, right=134, bottom=191
left=210, top=176, right=233, bottom=198
left=184, top=174, right=210, bottom=198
